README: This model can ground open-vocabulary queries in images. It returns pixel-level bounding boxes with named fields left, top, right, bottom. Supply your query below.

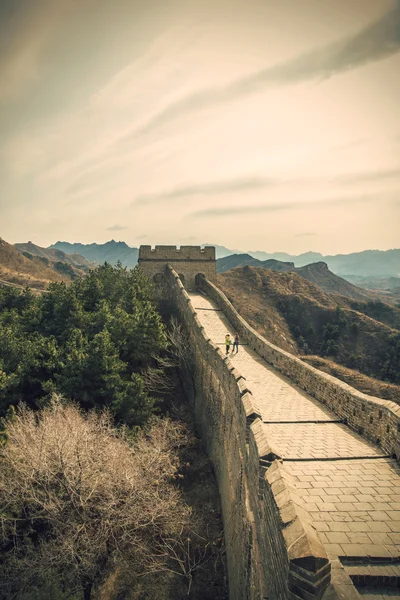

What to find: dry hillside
left=295, top=262, right=374, bottom=301
left=14, top=242, right=94, bottom=269
left=217, top=266, right=400, bottom=399
left=217, top=254, right=377, bottom=302
left=0, top=238, right=84, bottom=290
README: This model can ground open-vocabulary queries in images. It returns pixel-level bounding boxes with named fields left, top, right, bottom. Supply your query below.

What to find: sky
left=0, top=0, right=399, bottom=254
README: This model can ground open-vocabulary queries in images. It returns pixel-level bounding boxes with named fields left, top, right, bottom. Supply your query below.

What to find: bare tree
left=141, top=317, right=194, bottom=405
left=0, top=397, right=191, bottom=600
left=166, top=317, right=194, bottom=374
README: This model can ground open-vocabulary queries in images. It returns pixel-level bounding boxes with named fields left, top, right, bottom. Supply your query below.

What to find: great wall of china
left=139, top=245, right=400, bottom=600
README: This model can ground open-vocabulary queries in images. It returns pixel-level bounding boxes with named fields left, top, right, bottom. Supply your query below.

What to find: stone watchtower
left=138, top=245, right=216, bottom=289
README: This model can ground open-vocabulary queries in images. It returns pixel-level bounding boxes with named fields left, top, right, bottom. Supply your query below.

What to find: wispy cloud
left=337, top=167, right=400, bottom=184
left=132, top=167, right=400, bottom=206
left=0, top=0, right=73, bottom=102
left=132, top=176, right=273, bottom=206
left=121, top=1, right=400, bottom=139
left=106, top=224, right=127, bottom=231
left=190, top=192, right=384, bottom=218
left=295, top=232, right=317, bottom=238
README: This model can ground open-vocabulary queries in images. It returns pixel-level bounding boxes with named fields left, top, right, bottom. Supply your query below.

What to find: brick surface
left=263, top=422, right=384, bottom=459
left=285, top=459, right=400, bottom=561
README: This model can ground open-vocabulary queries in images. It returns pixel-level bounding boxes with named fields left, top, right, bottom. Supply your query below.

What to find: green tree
left=0, top=265, right=167, bottom=425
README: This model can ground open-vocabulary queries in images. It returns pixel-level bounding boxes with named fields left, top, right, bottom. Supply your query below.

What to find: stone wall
left=138, top=245, right=216, bottom=289
left=166, top=266, right=331, bottom=600
left=198, top=276, right=400, bottom=464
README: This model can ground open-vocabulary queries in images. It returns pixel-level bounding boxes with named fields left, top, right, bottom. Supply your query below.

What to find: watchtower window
left=153, top=273, right=166, bottom=284
left=178, top=274, right=185, bottom=284
left=195, top=273, right=205, bottom=285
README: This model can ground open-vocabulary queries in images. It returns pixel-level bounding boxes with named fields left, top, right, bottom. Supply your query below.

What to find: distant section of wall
left=138, top=245, right=216, bottom=289
left=198, top=276, right=400, bottom=464
left=166, top=266, right=331, bottom=600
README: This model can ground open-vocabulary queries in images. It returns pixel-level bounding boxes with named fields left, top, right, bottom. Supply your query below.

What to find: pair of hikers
left=225, top=333, right=239, bottom=355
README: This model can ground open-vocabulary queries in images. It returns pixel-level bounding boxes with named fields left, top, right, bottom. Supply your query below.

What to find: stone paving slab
left=263, top=422, right=386, bottom=460
left=346, top=564, right=400, bottom=576
left=358, top=590, right=400, bottom=598
left=285, top=459, right=400, bottom=560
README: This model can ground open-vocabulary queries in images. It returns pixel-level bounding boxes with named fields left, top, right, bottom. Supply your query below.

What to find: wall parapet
left=165, top=266, right=331, bottom=600
left=139, top=245, right=215, bottom=260
left=197, top=275, right=400, bottom=463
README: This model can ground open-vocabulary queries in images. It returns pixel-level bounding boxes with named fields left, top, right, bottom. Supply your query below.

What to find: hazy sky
left=0, top=0, right=399, bottom=254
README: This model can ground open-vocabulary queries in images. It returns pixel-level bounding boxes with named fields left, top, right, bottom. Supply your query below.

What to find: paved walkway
left=190, top=290, right=400, bottom=594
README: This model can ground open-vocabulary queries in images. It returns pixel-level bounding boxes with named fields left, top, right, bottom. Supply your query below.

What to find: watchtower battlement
left=139, top=245, right=215, bottom=260
left=138, top=245, right=216, bottom=289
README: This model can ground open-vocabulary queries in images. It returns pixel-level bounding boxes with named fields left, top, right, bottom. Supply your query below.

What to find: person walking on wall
left=225, top=334, right=232, bottom=355
left=232, top=333, right=239, bottom=354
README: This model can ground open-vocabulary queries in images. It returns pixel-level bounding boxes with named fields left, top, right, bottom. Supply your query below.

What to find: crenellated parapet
left=139, top=245, right=215, bottom=260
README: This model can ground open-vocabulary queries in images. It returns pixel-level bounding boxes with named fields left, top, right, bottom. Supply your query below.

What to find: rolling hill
left=0, top=238, right=90, bottom=290
left=15, top=242, right=94, bottom=270
left=217, top=266, right=400, bottom=397
left=217, top=254, right=374, bottom=302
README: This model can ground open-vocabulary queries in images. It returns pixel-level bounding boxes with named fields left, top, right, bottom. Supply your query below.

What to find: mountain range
left=49, top=241, right=400, bottom=280
left=244, top=248, right=400, bottom=278
left=50, top=240, right=138, bottom=267
left=3, top=238, right=399, bottom=297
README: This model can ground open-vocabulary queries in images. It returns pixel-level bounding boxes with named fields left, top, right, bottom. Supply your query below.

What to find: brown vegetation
left=0, top=238, right=86, bottom=290
left=0, top=400, right=191, bottom=599
left=0, top=396, right=227, bottom=600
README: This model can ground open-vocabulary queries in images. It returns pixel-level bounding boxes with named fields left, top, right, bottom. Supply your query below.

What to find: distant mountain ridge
left=217, top=253, right=295, bottom=273
left=201, top=246, right=400, bottom=279
left=50, top=240, right=138, bottom=267
left=217, top=254, right=374, bottom=302
left=246, top=249, right=400, bottom=277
